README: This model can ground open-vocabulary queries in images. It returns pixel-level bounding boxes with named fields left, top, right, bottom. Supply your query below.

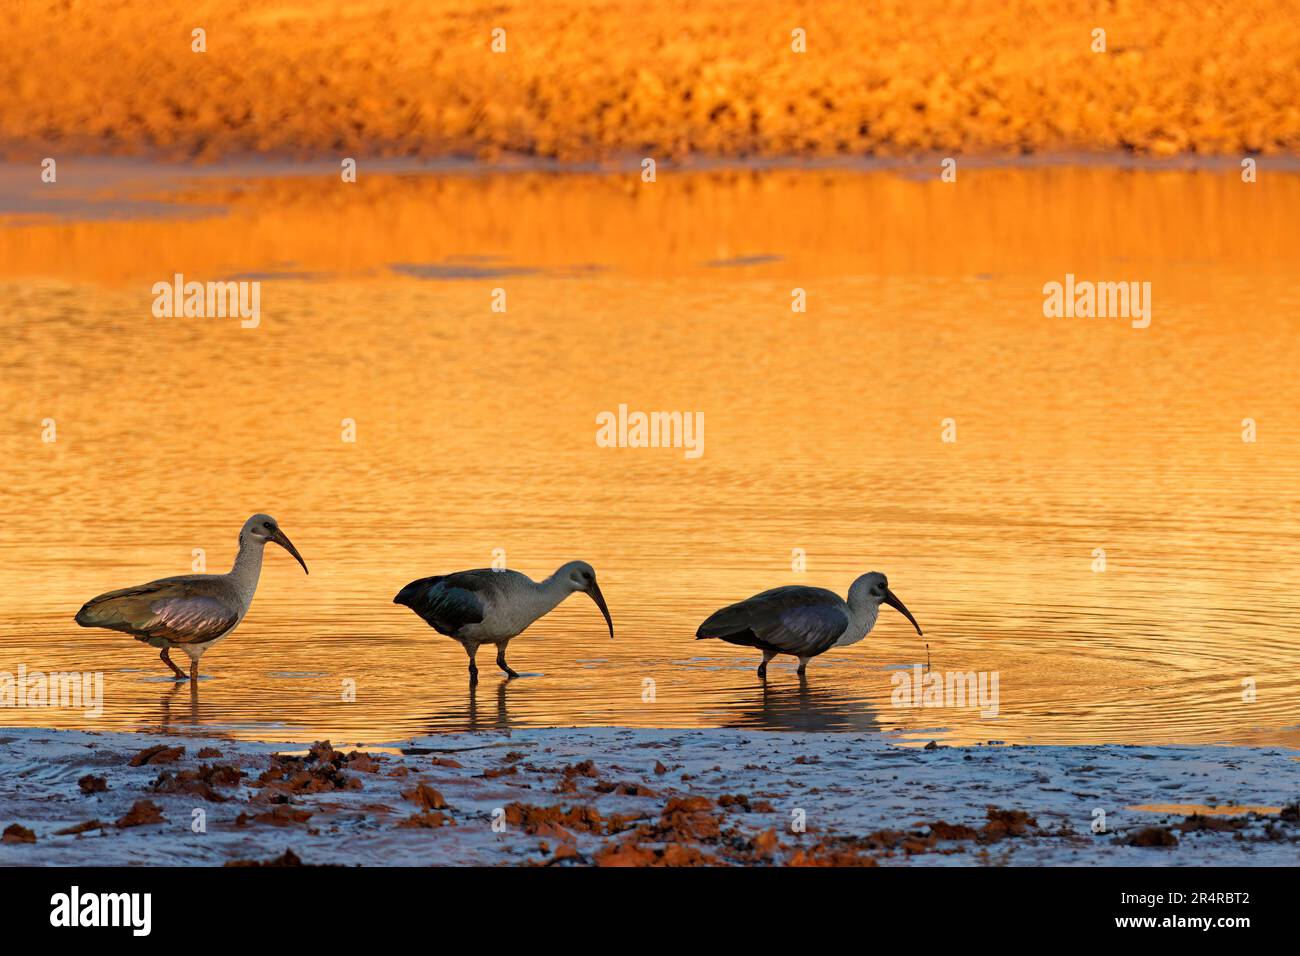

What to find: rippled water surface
left=1, top=162, right=1298, bottom=746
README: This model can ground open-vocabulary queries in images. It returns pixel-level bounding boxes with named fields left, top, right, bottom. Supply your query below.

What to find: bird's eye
left=262, top=521, right=273, bottom=530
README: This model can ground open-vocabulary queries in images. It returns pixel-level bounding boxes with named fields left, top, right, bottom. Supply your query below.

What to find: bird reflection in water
left=722, top=672, right=882, bottom=733
left=420, top=677, right=515, bottom=733
left=152, top=678, right=201, bottom=731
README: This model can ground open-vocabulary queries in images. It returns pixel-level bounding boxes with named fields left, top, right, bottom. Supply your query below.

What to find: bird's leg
left=796, top=656, right=811, bottom=676
left=160, top=649, right=186, bottom=680
left=496, top=644, right=520, bottom=679
left=189, top=659, right=200, bottom=683
left=465, top=643, right=480, bottom=686
left=757, top=649, right=777, bottom=678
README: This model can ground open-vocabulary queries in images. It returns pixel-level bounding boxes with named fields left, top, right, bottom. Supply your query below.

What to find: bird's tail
left=695, top=602, right=749, bottom=640
left=74, top=587, right=143, bottom=629
left=393, top=576, right=441, bottom=608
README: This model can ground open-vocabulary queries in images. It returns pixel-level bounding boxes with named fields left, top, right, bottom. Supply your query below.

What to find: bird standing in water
left=75, top=514, right=309, bottom=682
left=696, top=571, right=922, bottom=677
left=394, top=561, right=614, bottom=684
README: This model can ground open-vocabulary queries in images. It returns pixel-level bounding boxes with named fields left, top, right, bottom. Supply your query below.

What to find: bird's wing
left=697, top=586, right=849, bottom=654
left=76, top=578, right=239, bottom=644
left=394, top=571, right=490, bottom=637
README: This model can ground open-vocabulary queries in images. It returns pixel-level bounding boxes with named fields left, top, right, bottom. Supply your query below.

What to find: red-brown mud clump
left=787, top=841, right=879, bottom=867
left=552, top=759, right=601, bottom=793
left=1178, top=815, right=1248, bottom=833
left=78, top=774, right=108, bottom=794
left=505, top=802, right=607, bottom=842
left=116, top=800, right=165, bottom=828
left=403, top=782, right=448, bottom=810
left=129, top=745, right=184, bottom=766
left=253, top=741, right=366, bottom=798
left=587, top=795, right=734, bottom=866
left=237, top=805, right=315, bottom=827
left=2, top=824, right=36, bottom=844
left=399, top=811, right=456, bottom=829
left=1126, top=826, right=1179, bottom=847
left=982, top=808, right=1037, bottom=840
left=151, top=764, right=246, bottom=802
left=718, top=793, right=776, bottom=813
left=225, top=848, right=306, bottom=867
left=53, top=820, right=107, bottom=836
left=594, top=842, right=719, bottom=867
left=783, top=807, right=1046, bottom=865
left=593, top=780, right=658, bottom=797
left=399, top=781, right=456, bottom=827
left=926, top=821, right=983, bottom=841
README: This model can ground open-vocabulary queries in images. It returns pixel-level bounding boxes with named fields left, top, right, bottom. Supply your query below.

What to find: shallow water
left=1, top=162, right=1298, bottom=746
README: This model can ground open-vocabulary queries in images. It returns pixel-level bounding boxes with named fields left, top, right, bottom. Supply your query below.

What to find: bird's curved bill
left=270, top=528, right=309, bottom=575
left=883, top=588, right=922, bottom=635
left=587, top=581, right=614, bottom=639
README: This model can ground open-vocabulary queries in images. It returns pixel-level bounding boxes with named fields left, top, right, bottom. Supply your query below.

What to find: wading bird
left=696, top=572, right=922, bottom=677
left=393, top=562, right=614, bottom=684
left=75, top=514, right=309, bottom=682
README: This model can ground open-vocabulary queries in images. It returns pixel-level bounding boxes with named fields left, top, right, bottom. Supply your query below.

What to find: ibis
left=696, top=571, right=922, bottom=677
left=394, top=561, right=613, bottom=684
left=74, top=514, right=308, bottom=682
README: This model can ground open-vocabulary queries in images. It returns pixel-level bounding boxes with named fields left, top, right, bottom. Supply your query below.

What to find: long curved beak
left=270, top=527, right=309, bottom=575
left=883, top=588, right=922, bottom=636
left=587, top=581, right=614, bottom=639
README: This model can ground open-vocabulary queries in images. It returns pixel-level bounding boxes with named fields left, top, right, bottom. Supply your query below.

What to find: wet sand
left=2, top=727, right=1298, bottom=865
left=3, top=1, right=1298, bottom=162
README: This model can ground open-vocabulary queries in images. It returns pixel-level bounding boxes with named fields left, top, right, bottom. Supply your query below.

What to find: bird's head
left=556, top=560, right=614, bottom=639
left=850, top=571, right=922, bottom=635
left=241, top=514, right=309, bottom=574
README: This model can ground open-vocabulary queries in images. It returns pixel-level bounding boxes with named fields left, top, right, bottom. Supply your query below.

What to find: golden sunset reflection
left=1, top=164, right=1298, bottom=747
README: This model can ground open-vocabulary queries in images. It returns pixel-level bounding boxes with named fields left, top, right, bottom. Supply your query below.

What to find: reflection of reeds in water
left=2, top=1, right=1298, bottom=161
left=2, top=166, right=1298, bottom=285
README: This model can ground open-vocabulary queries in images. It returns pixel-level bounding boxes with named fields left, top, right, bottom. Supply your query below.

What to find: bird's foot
left=503, top=668, right=520, bottom=679
left=756, top=665, right=768, bottom=678
left=160, top=649, right=187, bottom=680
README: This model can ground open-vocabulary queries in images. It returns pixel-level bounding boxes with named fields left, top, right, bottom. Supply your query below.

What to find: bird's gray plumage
left=393, top=569, right=515, bottom=637
left=394, top=561, right=614, bottom=684
left=696, top=586, right=850, bottom=657
left=696, top=572, right=923, bottom=677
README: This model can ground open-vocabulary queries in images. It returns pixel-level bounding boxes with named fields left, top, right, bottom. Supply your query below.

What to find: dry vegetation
left=3, top=0, right=1298, bottom=161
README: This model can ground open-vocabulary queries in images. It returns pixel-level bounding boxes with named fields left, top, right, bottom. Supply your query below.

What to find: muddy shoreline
left=2, top=728, right=1297, bottom=866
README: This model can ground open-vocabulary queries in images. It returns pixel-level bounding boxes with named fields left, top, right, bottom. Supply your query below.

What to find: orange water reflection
left=0, top=164, right=1297, bottom=746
